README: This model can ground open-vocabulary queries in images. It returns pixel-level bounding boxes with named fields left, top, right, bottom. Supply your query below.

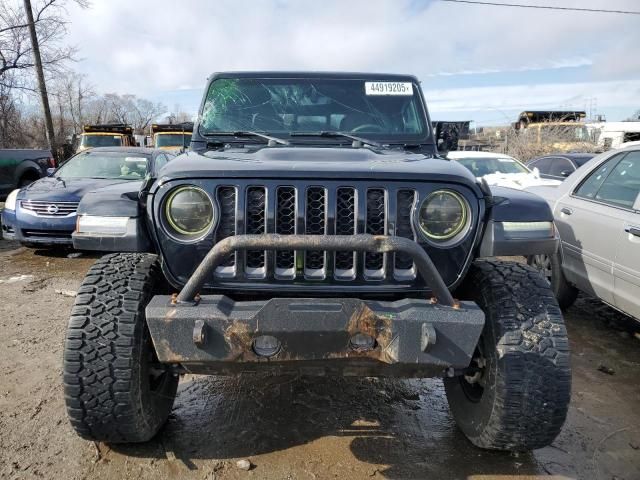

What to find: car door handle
left=625, top=226, right=640, bottom=237
left=560, top=207, right=573, bottom=215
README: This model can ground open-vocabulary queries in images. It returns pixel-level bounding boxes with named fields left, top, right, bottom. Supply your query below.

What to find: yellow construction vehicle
left=76, top=124, right=136, bottom=152
left=514, top=111, right=593, bottom=153
left=151, top=122, right=193, bottom=151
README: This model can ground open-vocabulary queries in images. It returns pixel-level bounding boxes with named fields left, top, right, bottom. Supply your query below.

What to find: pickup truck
left=0, top=149, right=54, bottom=199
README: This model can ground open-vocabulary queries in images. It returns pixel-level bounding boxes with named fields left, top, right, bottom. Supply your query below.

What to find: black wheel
left=528, top=253, right=578, bottom=310
left=445, top=260, right=571, bottom=451
left=63, top=253, right=178, bottom=443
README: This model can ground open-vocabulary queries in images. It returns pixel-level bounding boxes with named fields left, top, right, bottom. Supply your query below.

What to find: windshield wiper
left=290, top=131, right=384, bottom=148
left=203, top=131, right=290, bottom=146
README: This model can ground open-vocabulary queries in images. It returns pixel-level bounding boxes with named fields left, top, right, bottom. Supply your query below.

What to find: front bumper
left=147, top=234, right=485, bottom=377
left=3, top=206, right=74, bottom=246
left=146, top=295, right=484, bottom=377
left=1, top=208, right=17, bottom=240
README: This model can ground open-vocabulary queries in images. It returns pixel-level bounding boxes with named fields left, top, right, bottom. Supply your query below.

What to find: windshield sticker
left=365, top=82, right=413, bottom=96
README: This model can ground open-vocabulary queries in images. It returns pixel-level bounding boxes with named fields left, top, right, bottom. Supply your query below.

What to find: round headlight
left=165, top=186, right=214, bottom=239
left=417, top=190, right=469, bottom=242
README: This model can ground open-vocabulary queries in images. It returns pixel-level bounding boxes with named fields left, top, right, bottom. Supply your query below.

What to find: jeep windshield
left=198, top=77, right=430, bottom=144
left=56, top=151, right=149, bottom=180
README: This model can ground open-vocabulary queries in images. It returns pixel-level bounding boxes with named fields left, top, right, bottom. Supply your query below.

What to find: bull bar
left=176, top=234, right=456, bottom=306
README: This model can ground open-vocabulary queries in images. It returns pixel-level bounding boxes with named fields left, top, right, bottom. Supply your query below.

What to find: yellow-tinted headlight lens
left=417, top=190, right=469, bottom=241
left=165, top=186, right=213, bottom=237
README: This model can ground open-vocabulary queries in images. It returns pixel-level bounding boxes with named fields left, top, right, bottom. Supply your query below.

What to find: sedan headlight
left=164, top=185, right=215, bottom=240
left=417, top=190, right=470, bottom=242
left=5, top=189, right=19, bottom=211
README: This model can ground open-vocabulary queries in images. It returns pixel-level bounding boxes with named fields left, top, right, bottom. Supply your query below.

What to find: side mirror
left=46, top=167, right=56, bottom=177
left=633, top=192, right=640, bottom=211
left=437, top=138, right=449, bottom=156
left=532, top=167, right=541, bottom=177
left=560, top=170, right=573, bottom=178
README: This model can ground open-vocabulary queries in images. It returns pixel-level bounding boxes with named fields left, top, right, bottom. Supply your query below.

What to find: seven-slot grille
left=20, top=200, right=79, bottom=217
left=210, top=182, right=418, bottom=282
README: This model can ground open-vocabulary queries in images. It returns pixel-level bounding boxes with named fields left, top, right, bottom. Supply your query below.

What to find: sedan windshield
left=80, top=134, right=123, bottom=148
left=199, top=77, right=429, bottom=142
left=456, top=157, right=529, bottom=177
left=56, top=152, right=150, bottom=180
left=155, top=133, right=192, bottom=147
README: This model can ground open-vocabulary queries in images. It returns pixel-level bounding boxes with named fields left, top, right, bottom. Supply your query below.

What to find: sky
left=62, top=0, right=640, bottom=125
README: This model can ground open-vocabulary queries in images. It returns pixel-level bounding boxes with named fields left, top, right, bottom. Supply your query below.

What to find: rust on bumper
left=146, top=295, right=484, bottom=377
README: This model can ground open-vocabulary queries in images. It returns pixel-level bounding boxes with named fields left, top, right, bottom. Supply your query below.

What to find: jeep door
left=553, top=152, right=629, bottom=305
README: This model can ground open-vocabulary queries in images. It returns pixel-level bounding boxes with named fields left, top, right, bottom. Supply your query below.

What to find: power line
left=439, top=0, right=640, bottom=15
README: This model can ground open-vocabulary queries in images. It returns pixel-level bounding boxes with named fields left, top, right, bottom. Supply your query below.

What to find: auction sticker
left=365, top=82, right=413, bottom=96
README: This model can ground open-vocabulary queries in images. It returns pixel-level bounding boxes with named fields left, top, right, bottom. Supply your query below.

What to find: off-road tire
left=445, top=260, right=571, bottom=451
left=527, top=253, right=578, bottom=310
left=63, top=253, right=178, bottom=443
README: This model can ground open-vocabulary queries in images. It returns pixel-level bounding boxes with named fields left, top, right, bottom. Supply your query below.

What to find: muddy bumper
left=146, top=296, right=484, bottom=377
left=146, top=234, right=484, bottom=377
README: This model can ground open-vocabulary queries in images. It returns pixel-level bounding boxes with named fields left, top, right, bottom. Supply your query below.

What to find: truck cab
left=515, top=110, right=593, bottom=153
left=76, top=124, right=136, bottom=152
left=151, top=122, right=193, bottom=151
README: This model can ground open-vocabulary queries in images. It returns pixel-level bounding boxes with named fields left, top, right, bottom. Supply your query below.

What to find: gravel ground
left=0, top=240, right=639, bottom=480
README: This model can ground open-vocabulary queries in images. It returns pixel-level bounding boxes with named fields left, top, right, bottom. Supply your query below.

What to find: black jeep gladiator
left=63, top=72, right=570, bottom=451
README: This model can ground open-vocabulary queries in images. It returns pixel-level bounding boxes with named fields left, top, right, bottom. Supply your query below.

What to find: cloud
left=63, top=0, right=640, bottom=117
left=426, top=79, right=640, bottom=112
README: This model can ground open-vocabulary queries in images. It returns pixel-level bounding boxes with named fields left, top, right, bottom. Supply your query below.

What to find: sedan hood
left=480, top=172, right=561, bottom=190
left=19, top=177, right=137, bottom=202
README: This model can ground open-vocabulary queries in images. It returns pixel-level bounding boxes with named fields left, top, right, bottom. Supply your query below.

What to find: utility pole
left=23, top=0, right=56, bottom=156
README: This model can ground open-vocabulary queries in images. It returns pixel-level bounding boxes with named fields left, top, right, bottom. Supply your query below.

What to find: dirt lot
left=1, top=239, right=639, bottom=480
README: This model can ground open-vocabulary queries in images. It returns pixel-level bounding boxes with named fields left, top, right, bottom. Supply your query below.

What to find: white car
left=447, top=151, right=561, bottom=189
left=527, top=146, right=640, bottom=319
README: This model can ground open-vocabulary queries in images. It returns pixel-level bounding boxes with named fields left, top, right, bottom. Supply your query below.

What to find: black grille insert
left=365, top=188, right=386, bottom=274
left=395, top=189, right=416, bottom=271
left=245, top=187, right=266, bottom=271
left=335, top=187, right=356, bottom=275
left=275, top=186, right=296, bottom=274
left=216, top=186, right=237, bottom=269
left=305, top=186, right=326, bottom=273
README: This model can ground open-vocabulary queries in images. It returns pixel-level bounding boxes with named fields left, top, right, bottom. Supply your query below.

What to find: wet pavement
left=0, top=242, right=639, bottom=479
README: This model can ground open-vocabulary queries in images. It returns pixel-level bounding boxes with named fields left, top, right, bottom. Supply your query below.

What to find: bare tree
left=505, top=123, right=599, bottom=162
left=0, top=0, right=84, bottom=90
left=0, top=73, right=27, bottom=147
left=100, top=93, right=165, bottom=133
left=165, top=104, right=193, bottom=124
left=50, top=71, right=94, bottom=133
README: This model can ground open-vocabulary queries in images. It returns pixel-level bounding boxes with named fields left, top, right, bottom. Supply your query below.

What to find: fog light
left=350, top=333, right=376, bottom=351
left=253, top=335, right=281, bottom=357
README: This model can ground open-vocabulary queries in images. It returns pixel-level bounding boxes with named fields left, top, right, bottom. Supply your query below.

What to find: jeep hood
left=158, top=146, right=481, bottom=194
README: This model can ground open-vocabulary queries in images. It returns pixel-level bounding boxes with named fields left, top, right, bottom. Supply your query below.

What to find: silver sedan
left=526, top=146, right=640, bottom=320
